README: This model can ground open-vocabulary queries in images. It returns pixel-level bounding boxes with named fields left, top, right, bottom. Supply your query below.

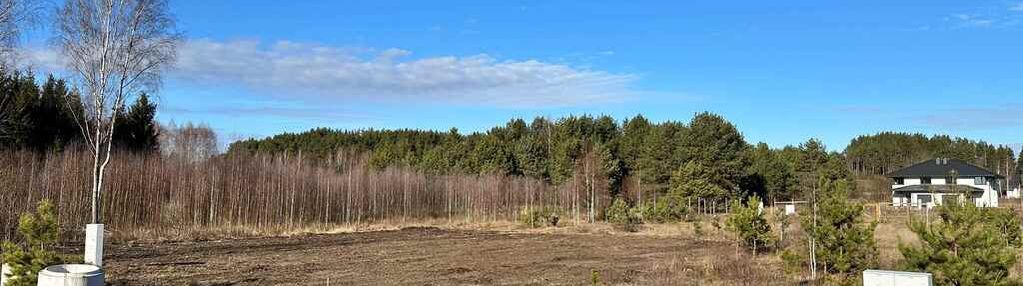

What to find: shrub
left=605, top=198, right=642, bottom=232
left=518, top=207, right=560, bottom=228
left=1, top=200, right=68, bottom=286
left=725, top=196, right=772, bottom=255
left=988, top=208, right=1022, bottom=247
left=591, top=269, right=603, bottom=285
left=641, top=195, right=688, bottom=223
left=692, top=220, right=705, bottom=239
left=780, top=248, right=806, bottom=276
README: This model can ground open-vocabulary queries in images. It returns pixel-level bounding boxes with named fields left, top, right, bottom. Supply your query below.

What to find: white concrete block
left=1, top=263, right=12, bottom=286
left=784, top=204, right=796, bottom=215
left=863, top=269, right=932, bottom=286
left=84, top=224, right=104, bottom=267
left=37, top=264, right=104, bottom=286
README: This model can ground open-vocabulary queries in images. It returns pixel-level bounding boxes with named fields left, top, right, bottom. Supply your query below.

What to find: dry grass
left=637, top=250, right=789, bottom=285
left=873, top=215, right=919, bottom=269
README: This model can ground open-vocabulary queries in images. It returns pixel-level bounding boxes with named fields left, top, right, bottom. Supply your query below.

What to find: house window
left=921, top=177, right=931, bottom=185
left=894, top=178, right=904, bottom=185
left=944, top=195, right=961, bottom=206
left=918, top=194, right=932, bottom=205
left=975, top=177, right=986, bottom=185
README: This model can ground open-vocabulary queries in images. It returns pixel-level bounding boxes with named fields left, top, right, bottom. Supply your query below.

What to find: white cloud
left=21, top=46, right=62, bottom=72
left=913, top=107, right=1023, bottom=130
left=162, top=104, right=374, bottom=121
left=942, top=4, right=1023, bottom=29
left=21, top=39, right=639, bottom=108
left=172, top=39, right=639, bottom=107
left=950, top=14, right=996, bottom=27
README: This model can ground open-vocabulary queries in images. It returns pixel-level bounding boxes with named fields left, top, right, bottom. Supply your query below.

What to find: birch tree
left=55, top=0, right=180, bottom=223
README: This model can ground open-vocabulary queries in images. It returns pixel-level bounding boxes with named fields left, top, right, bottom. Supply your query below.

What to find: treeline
left=845, top=132, right=1018, bottom=179
left=0, top=71, right=160, bottom=152
left=0, top=149, right=596, bottom=242
left=230, top=113, right=856, bottom=203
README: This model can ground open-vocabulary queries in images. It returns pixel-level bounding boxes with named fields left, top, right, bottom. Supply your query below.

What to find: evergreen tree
left=29, top=76, right=81, bottom=150
left=472, top=129, right=518, bottom=175
left=802, top=179, right=877, bottom=284
left=112, top=93, right=160, bottom=152
left=790, top=139, right=834, bottom=200
left=669, top=161, right=727, bottom=200
left=600, top=142, right=626, bottom=198
left=798, top=139, right=829, bottom=173
left=725, top=196, right=772, bottom=255
left=637, top=121, right=684, bottom=187
left=680, top=112, right=750, bottom=193
left=514, top=118, right=551, bottom=182
left=900, top=199, right=1022, bottom=286
left=746, top=142, right=797, bottom=201
left=619, top=115, right=652, bottom=169
left=0, top=71, right=36, bottom=147
left=1, top=201, right=65, bottom=286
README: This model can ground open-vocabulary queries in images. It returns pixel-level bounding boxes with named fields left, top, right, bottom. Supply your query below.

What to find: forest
left=0, top=71, right=161, bottom=152
left=229, top=114, right=1023, bottom=203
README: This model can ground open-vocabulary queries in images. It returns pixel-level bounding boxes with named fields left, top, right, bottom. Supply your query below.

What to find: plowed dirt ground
left=101, top=226, right=788, bottom=285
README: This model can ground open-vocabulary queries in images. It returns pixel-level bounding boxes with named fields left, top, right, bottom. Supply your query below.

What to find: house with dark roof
left=887, top=158, right=1003, bottom=208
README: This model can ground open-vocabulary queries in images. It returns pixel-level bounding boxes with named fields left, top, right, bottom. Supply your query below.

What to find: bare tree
left=55, top=0, right=181, bottom=223
left=160, top=121, right=218, bottom=163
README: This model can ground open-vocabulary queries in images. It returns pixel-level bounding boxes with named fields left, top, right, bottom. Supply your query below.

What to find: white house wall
left=891, top=176, right=999, bottom=208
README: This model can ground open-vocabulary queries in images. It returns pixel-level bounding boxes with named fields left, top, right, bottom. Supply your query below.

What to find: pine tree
left=600, top=142, right=626, bottom=198
left=746, top=142, right=797, bottom=201
left=899, top=199, right=1022, bottom=286
left=680, top=112, right=750, bottom=193
left=726, top=196, right=772, bottom=255
left=801, top=179, right=877, bottom=284
left=1, top=201, right=65, bottom=286
left=669, top=161, right=727, bottom=200
left=620, top=115, right=651, bottom=169
left=637, top=121, right=680, bottom=187
left=113, top=93, right=160, bottom=152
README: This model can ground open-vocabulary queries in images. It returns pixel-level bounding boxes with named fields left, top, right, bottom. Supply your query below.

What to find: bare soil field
left=98, top=226, right=789, bottom=285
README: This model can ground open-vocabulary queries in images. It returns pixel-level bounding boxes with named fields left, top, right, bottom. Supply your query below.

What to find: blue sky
left=28, top=1, right=1023, bottom=151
